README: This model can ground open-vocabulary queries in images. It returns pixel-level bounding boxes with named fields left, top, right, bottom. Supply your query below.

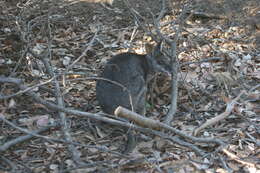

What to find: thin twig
left=193, top=90, right=246, bottom=136
left=45, top=12, right=82, bottom=165
left=0, top=114, right=127, bottom=158
left=0, top=77, right=224, bottom=155
left=66, top=28, right=100, bottom=72
left=164, top=3, right=191, bottom=124
left=0, top=156, right=17, bottom=172
left=0, top=124, right=54, bottom=152
left=222, top=148, right=255, bottom=167
left=0, top=77, right=54, bottom=99
left=115, top=106, right=224, bottom=146
left=180, top=57, right=225, bottom=67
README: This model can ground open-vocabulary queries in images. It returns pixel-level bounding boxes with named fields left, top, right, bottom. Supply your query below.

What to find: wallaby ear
left=145, top=42, right=162, bottom=55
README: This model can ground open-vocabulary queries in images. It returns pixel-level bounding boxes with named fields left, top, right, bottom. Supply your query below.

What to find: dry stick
left=125, top=0, right=176, bottom=124
left=60, top=161, right=113, bottom=173
left=168, top=136, right=205, bottom=156
left=0, top=18, right=28, bottom=96
left=36, top=56, right=223, bottom=95
left=44, top=14, right=82, bottom=165
left=124, top=0, right=179, bottom=124
left=0, top=156, right=17, bottom=171
left=115, top=106, right=224, bottom=146
left=193, top=90, right=246, bottom=136
left=217, top=155, right=232, bottom=172
left=0, top=114, right=64, bottom=146
left=165, top=41, right=178, bottom=124
left=188, top=11, right=227, bottom=20
left=151, top=1, right=191, bottom=124
left=180, top=57, right=225, bottom=67
left=123, top=0, right=158, bottom=42
left=0, top=77, right=54, bottom=99
left=0, top=115, right=127, bottom=158
left=151, top=0, right=178, bottom=124
left=0, top=77, right=221, bottom=155
left=0, top=123, right=54, bottom=152
left=249, top=83, right=260, bottom=92
left=222, top=148, right=255, bottom=167
left=0, top=90, right=203, bottom=157
left=66, top=27, right=99, bottom=72
left=166, top=6, right=192, bottom=124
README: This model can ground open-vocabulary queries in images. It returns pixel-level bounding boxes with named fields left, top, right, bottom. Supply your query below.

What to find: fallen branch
left=115, top=106, right=224, bottom=146
left=193, top=90, right=246, bottom=136
left=0, top=115, right=127, bottom=158
left=180, top=56, right=225, bottom=67
left=37, top=14, right=83, bottom=165
left=0, top=76, right=224, bottom=155
left=0, top=77, right=54, bottom=100
left=0, top=122, right=54, bottom=152
left=222, top=148, right=255, bottom=168
left=0, top=156, right=17, bottom=172
left=66, top=27, right=100, bottom=72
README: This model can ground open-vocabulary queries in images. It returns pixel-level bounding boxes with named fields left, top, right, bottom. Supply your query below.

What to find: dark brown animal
left=96, top=43, right=171, bottom=115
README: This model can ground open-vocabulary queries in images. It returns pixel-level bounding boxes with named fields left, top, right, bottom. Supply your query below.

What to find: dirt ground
left=0, top=0, right=259, bottom=172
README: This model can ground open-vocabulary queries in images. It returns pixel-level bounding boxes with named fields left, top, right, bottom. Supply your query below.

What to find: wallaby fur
left=96, top=42, right=171, bottom=115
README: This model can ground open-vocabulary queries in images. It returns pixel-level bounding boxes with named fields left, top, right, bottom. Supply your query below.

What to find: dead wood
left=193, top=90, right=246, bottom=136
left=115, top=106, right=224, bottom=146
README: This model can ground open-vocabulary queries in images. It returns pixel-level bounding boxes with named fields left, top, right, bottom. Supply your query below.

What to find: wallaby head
left=145, top=42, right=172, bottom=77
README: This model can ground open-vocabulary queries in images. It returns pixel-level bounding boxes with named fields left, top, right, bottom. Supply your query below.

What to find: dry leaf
left=63, top=56, right=71, bottom=66
left=36, top=115, right=49, bottom=127
left=8, top=98, right=16, bottom=108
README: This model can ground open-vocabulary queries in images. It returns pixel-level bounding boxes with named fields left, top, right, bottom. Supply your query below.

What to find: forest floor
left=0, top=0, right=259, bottom=172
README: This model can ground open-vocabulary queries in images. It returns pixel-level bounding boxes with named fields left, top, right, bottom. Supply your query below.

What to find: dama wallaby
left=96, top=42, right=171, bottom=116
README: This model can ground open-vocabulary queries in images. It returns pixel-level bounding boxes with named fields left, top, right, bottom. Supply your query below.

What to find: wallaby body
left=96, top=43, right=171, bottom=115
left=96, top=52, right=149, bottom=115
left=96, top=43, right=171, bottom=153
